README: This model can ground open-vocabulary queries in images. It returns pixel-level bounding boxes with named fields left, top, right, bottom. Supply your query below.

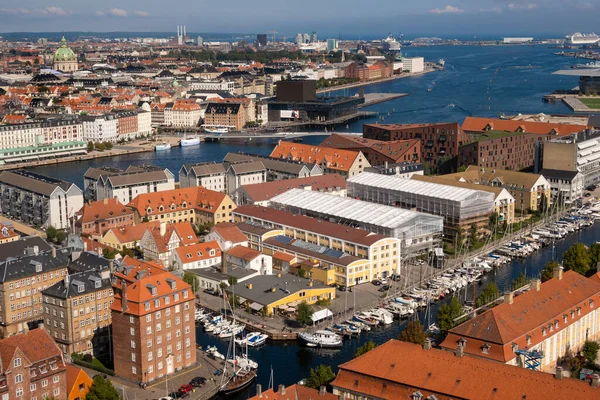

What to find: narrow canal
left=199, top=221, right=600, bottom=398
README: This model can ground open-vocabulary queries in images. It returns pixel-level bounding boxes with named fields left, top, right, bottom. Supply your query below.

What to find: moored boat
left=154, top=142, right=171, bottom=151
left=298, top=330, right=343, bottom=348
left=180, top=136, right=201, bottom=147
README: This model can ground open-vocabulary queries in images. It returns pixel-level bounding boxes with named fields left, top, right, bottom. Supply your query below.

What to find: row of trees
left=87, top=141, right=114, bottom=152
left=46, top=226, right=66, bottom=244
left=541, top=242, right=600, bottom=282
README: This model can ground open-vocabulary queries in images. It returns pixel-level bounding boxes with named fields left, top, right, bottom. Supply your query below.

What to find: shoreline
left=317, top=68, right=437, bottom=94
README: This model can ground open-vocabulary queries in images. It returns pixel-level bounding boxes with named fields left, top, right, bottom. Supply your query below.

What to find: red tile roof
left=175, top=240, right=221, bottom=263
left=332, top=339, right=600, bottom=400
left=241, top=174, right=346, bottom=203
left=248, top=384, right=337, bottom=400
left=462, top=117, right=589, bottom=136
left=225, top=245, right=261, bottom=261
left=127, top=187, right=230, bottom=218
left=0, top=328, right=63, bottom=372
left=80, top=198, right=134, bottom=224
left=103, top=222, right=160, bottom=244
left=210, top=222, right=248, bottom=244
left=270, top=142, right=362, bottom=173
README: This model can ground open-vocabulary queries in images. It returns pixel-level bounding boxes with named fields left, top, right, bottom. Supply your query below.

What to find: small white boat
left=180, top=136, right=201, bottom=147
left=155, top=142, right=171, bottom=151
left=298, top=330, right=343, bottom=348
left=227, top=355, right=258, bottom=369
left=236, top=332, right=269, bottom=347
left=204, top=126, right=229, bottom=134
left=206, top=346, right=225, bottom=360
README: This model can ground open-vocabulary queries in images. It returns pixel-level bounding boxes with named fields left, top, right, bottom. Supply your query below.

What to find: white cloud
left=134, top=10, right=149, bottom=17
left=431, top=5, right=464, bottom=14
left=507, top=2, right=538, bottom=9
left=43, top=6, right=69, bottom=16
left=109, top=8, right=128, bottom=17
left=0, top=6, right=70, bottom=16
left=95, top=10, right=105, bottom=16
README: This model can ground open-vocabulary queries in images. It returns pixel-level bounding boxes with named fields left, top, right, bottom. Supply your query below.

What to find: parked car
left=179, top=384, right=194, bottom=394
left=190, top=377, right=207, bottom=388
left=372, top=279, right=382, bottom=286
left=337, top=285, right=347, bottom=292
left=378, top=284, right=391, bottom=292
left=585, top=192, right=592, bottom=197
left=168, top=392, right=188, bottom=399
left=380, top=278, right=388, bottom=285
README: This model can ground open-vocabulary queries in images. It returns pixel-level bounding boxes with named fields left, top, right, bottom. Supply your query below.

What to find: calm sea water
left=30, top=45, right=599, bottom=397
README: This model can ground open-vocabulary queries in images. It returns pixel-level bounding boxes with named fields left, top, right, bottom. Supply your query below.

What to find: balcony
left=438, top=135, right=447, bottom=142
left=439, top=148, right=447, bottom=155
left=426, top=141, right=434, bottom=148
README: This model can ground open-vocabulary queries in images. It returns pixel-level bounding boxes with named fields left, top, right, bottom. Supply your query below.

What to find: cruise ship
left=565, top=32, right=600, bottom=46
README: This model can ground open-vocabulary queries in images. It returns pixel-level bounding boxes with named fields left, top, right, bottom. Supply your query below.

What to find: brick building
left=115, top=111, right=139, bottom=141
left=0, top=327, right=67, bottom=400
left=111, top=257, right=196, bottom=383
left=79, top=198, right=135, bottom=238
left=204, top=102, right=246, bottom=131
left=363, top=122, right=468, bottom=170
left=42, top=270, right=113, bottom=357
left=319, top=134, right=420, bottom=165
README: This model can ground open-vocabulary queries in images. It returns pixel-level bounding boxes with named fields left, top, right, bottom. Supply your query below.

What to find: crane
left=266, top=31, right=278, bottom=43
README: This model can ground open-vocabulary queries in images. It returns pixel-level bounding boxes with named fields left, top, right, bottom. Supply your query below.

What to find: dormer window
left=548, top=323, right=553, bottom=332
left=526, top=335, right=531, bottom=345
left=147, top=207, right=153, bottom=214
left=166, top=278, right=176, bottom=290
left=482, top=344, right=491, bottom=354
left=571, top=310, right=575, bottom=318
left=182, top=202, right=187, bottom=208
left=590, top=300, right=594, bottom=308
left=209, top=250, right=215, bottom=256
left=554, top=320, right=559, bottom=329
left=542, top=328, right=547, bottom=336
left=412, top=391, right=423, bottom=400
left=77, top=284, right=84, bottom=293
left=563, top=314, right=568, bottom=323
left=147, top=284, right=157, bottom=296
left=14, top=358, right=21, bottom=367
left=95, top=280, right=101, bottom=289
left=159, top=206, right=164, bottom=212
left=170, top=204, right=175, bottom=210
left=577, top=307, right=581, bottom=316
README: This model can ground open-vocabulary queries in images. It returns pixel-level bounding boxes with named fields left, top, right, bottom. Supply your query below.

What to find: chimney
left=592, top=374, right=600, bottom=388
left=532, top=279, right=541, bottom=291
left=555, top=366, right=563, bottom=380
left=51, top=247, right=57, bottom=258
left=103, top=198, right=108, bottom=205
left=121, top=279, right=128, bottom=312
left=64, top=274, right=70, bottom=286
left=256, top=383, right=262, bottom=398
left=504, top=292, right=514, bottom=305
left=160, top=222, right=167, bottom=236
left=278, top=384, right=286, bottom=395
left=423, top=338, right=432, bottom=351
left=247, top=283, right=252, bottom=289
left=319, top=386, right=326, bottom=396
left=83, top=240, right=88, bottom=252
left=309, top=281, right=313, bottom=287
left=109, top=259, right=115, bottom=272
left=455, top=345, right=464, bottom=358
left=553, top=265, right=563, bottom=280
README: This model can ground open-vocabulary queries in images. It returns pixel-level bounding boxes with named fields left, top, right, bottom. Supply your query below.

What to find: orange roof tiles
left=146, top=222, right=197, bottom=253
left=104, top=221, right=160, bottom=244
left=241, top=174, right=346, bottom=203
left=249, top=384, right=337, bottom=400
left=270, top=142, right=362, bottom=173
left=225, top=245, right=261, bottom=261
left=332, top=340, right=600, bottom=400
left=462, top=117, right=589, bottom=136
left=2, top=114, right=27, bottom=124
left=128, top=187, right=229, bottom=218
left=80, top=198, right=135, bottom=224
left=0, top=328, right=63, bottom=372
left=175, top=240, right=221, bottom=263
left=210, top=222, right=248, bottom=244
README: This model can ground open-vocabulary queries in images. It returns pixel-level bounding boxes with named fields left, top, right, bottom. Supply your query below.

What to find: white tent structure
left=311, top=308, right=333, bottom=324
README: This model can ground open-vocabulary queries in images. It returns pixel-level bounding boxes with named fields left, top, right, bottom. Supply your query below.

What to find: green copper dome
left=54, top=36, right=76, bottom=62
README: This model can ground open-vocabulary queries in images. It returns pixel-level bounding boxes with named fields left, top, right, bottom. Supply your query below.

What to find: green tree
left=103, top=141, right=113, bottom=150
left=306, top=364, right=335, bottom=389
left=476, top=283, right=499, bottom=307
left=563, top=243, right=591, bottom=276
left=85, top=374, right=120, bottom=400
left=469, top=223, right=478, bottom=247
left=296, top=301, right=313, bottom=326
left=87, top=141, right=94, bottom=152
left=297, top=268, right=306, bottom=278
left=94, top=142, right=106, bottom=151
left=437, top=296, right=464, bottom=332
left=55, top=229, right=66, bottom=244
left=102, top=248, right=117, bottom=259
left=457, top=165, right=467, bottom=172
left=582, top=341, right=599, bottom=366
left=589, top=243, right=600, bottom=270
left=38, top=85, right=50, bottom=93
left=541, top=260, right=558, bottom=282
left=488, top=212, right=499, bottom=231
left=399, top=321, right=427, bottom=346
left=228, top=294, right=240, bottom=308
left=511, top=272, right=528, bottom=291
left=46, top=226, right=57, bottom=242
left=354, top=341, right=376, bottom=358
left=183, top=272, right=199, bottom=294
left=228, top=276, right=238, bottom=286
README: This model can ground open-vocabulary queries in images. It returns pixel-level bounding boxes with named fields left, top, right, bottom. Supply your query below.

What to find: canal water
left=31, top=45, right=583, bottom=188
left=201, top=222, right=600, bottom=399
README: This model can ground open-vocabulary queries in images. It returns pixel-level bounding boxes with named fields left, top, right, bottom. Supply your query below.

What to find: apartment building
left=115, top=111, right=139, bottom=141
left=171, top=241, right=222, bottom=271
left=81, top=114, right=118, bottom=142
left=223, top=152, right=323, bottom=181
left=462, top=116, right=589, bottom=136
left=320, top=134, right=421, bottom=165
left=0, top=116, right=87, bottom=165
left=226, top=161, right=267, bottom=202
left=204, top=103, right=246, bottom=131
left=442, top=269, right=600, bottom=373
left=441, top=166, right=551, bottom=212
left=363, top=122, right=468, bottom=170
left=0, top=247, right=69, bottom=336
left=0, top=170, right=83, bottom=229
left=178, top=162, right=226, bottom=192
left=270, top=141, right=370, bottom=177
left=111, top=258, right=196, bottom=383
left=204, top=222, right=248, bottom=251
left=42, top=270, right=113, bottom=356
left=139, top=222, right=197, bottom=264
left=0, top=327, right=67, bottom=400
left=137, top=110, right=152, bottom=137
left=96, top=167, right=175, bottom=204
left=79, top=198, right=135, bottom=238
left=128, top=187, right=236, bottom=226
left=164, top=101, right=202, bottom=128
left=100, top=222, right=159, bottom=251
left=233, top=205, right=401, bottom=286
left=83, top=167, right=123, bottom=202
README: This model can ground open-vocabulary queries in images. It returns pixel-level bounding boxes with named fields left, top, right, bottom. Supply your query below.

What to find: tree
left=457, top=165, right=467, bottom=172
left=582, top=341, right=599, bottom=366
left=511, top=272, right=528, bottom=291
left=541, top=260, right=558, bottom=282
left=296, top=301, right=313, bottom=326
left=55, top=229, right=66, bottom=244
left=85, top=374, right=120, bottom=400
left=46, top=226, right=57, bottom=242
left=306, top=364, right=335, bottom=389
left=102, top=248, right=117, bottom=259
left=589, top=243, right=600, bottom=270
left=563, top=243, right=591, bottom=276
left=438, top=296, right=464, bottom=333
left=38, top=85, right=49, bottom=93
left=488, top=212, right=499, bottom=231
left=103, top=141, right=113, bottom=150
left=87, top=142, right=94, bottom=152
left=297, top=268, right=306, bottom=278
left=94, top=142, right=106, bottom=151
left=228, top=276, right=238, bottom=286
left=399, top=321, right=427, bottom=346
left=228, top=294, right=240, bottom=308
left=476, top=283, right=499, bottom=307
left=469, top=223, right=478, bottom=247
left=183, top=272, right=199, bottom=294
left=354, top=341, right=376, bottom=358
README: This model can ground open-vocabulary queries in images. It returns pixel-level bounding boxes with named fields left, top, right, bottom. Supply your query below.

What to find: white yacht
left=154, top=142, right=171, bottom=151
left=180, top=136, right=201, bottom=147
left=298, top=330, right=343, bottom=348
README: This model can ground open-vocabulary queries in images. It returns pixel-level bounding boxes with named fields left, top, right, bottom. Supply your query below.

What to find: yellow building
left=100, top=222, right=159, bottom=251
left=225, top=274, right=336, bottom=316
left=233, top=207, right=402, bottom=286
left=0, top=223, right=19, bottom=244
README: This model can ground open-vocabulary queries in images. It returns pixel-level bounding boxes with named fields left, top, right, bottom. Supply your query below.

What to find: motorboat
left=154, top=142, right=171, bottom=151
left=227, top=355, right=258, bottom=370
left=204, top=126, right=229, bottom=134
left=218, top=324, right=245, bottom=339
left=297, top=330, right=343, bottom=348
left=180, top=136, right=201, bottom=147
left=353, top=313, right=379, bottom=326
left=206, top=346, right=225, bottom=360
left=235, top=332, right=268, bottom=347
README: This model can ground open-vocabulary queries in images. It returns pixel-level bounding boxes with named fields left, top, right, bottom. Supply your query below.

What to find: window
left=130, top=315, right=135, bottom=323
left=132, top=366, right=137, bottom=375
left=53, top=388, right=60, bottom=396
left=131, top=353, right=136, bottom=362
left=16, top=388, right=23, bottom=397
left=53, top=376, right=59, bottom=383
left=15, top=374, right=22, bottom=383
left=147, top=352, right=153, bottom=361
left=30, top=383, right=36, bottom=391
left=131, top=340, right=136, bottom=349
left=42, top=379, right=48, bottom=387
left=14, top=358, right=21, bottom=367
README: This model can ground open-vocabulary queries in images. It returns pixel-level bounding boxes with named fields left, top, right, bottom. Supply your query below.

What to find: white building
left=540, top=169, right=585, bottom=204
left=226, top=161, right=267, bottom=203
left=179, top=162, right=227, bottom=192
left=503, top=37, right=534, bottom=43
left=189, top=80, right=235, bottom=92
left=137, top=110, right=152, bottom=137
left=0, top=117, right=87, bottom=165
left=164, top=102, right=202, bottom=127
left=0, top=170, right=83, bottom=229
left=171, top=240, right=222, bottom=270
left=402, top=57, right=424, bottom=73
left=82, top=115, right=118, bottom=142
left=205, top=223, right=248, bottom=251
left=96, top=168, right=175, bottom=204
left=224, top=245, right=272, bottom=275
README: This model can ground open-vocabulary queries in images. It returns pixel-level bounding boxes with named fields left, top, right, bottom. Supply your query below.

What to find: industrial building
left=268, top=188, right=444, bottom=256
left=347, top=172, right=495, bottom=242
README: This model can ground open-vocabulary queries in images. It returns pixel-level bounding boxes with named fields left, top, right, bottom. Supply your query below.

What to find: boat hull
left=220, top=371, right=257, bottom=396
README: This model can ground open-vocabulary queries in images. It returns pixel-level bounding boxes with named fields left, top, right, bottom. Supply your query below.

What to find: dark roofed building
left=223, top=152, right=323, bottom=181
left=0, top=236, right=52, bottom=262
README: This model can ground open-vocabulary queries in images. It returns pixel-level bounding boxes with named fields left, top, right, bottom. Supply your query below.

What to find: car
left=159, top=397, right=174, bottom=400
left=585, top=192, right=592, bottom=197
left=337, top=285, right=347, bottom=292
left=372, top=279, right=382, bottom=286
left=382, top=284, right=391, bottom=291
left=179, top=384, right=194, bottom=394
left=380, top=278, right=388, bottom=285
left=168, top=392, right=188, bottom=399
left=190, top=377, right=207, bottom=388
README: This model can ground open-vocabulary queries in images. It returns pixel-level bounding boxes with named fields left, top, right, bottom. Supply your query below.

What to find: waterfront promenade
left=316, top=68, right=436, bottom=94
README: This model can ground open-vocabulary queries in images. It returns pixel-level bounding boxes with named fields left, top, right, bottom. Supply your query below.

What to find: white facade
left=225, top=251, right=273, bottom=275
left=178, top=164, right=227, bottom=192
left=137, top=111, right=152, bottom=137
left=140, top=226, right=180, bottom=263
left=204, top=231, right=248, bottom=252
left=96, top=170, right=175, bottom=204
left=402, top=57, right=424, bottom=73
left=82, top=115, right=118, bottom=143
left=226, top=163, right=267, bottom=202
left=164, top=104, right=202, bottom=127
left=503, top=37, right=534, bottom=43
left=190, top=80, right=235, bottom=92
left=544, top=172, right=585, bottom=204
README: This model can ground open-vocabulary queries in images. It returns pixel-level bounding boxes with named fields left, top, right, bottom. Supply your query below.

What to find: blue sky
left=0, top=0, right=599, bottom=37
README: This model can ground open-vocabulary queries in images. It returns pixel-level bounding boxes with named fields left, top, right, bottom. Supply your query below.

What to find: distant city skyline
left=1, top=0, right=600, bottom=36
